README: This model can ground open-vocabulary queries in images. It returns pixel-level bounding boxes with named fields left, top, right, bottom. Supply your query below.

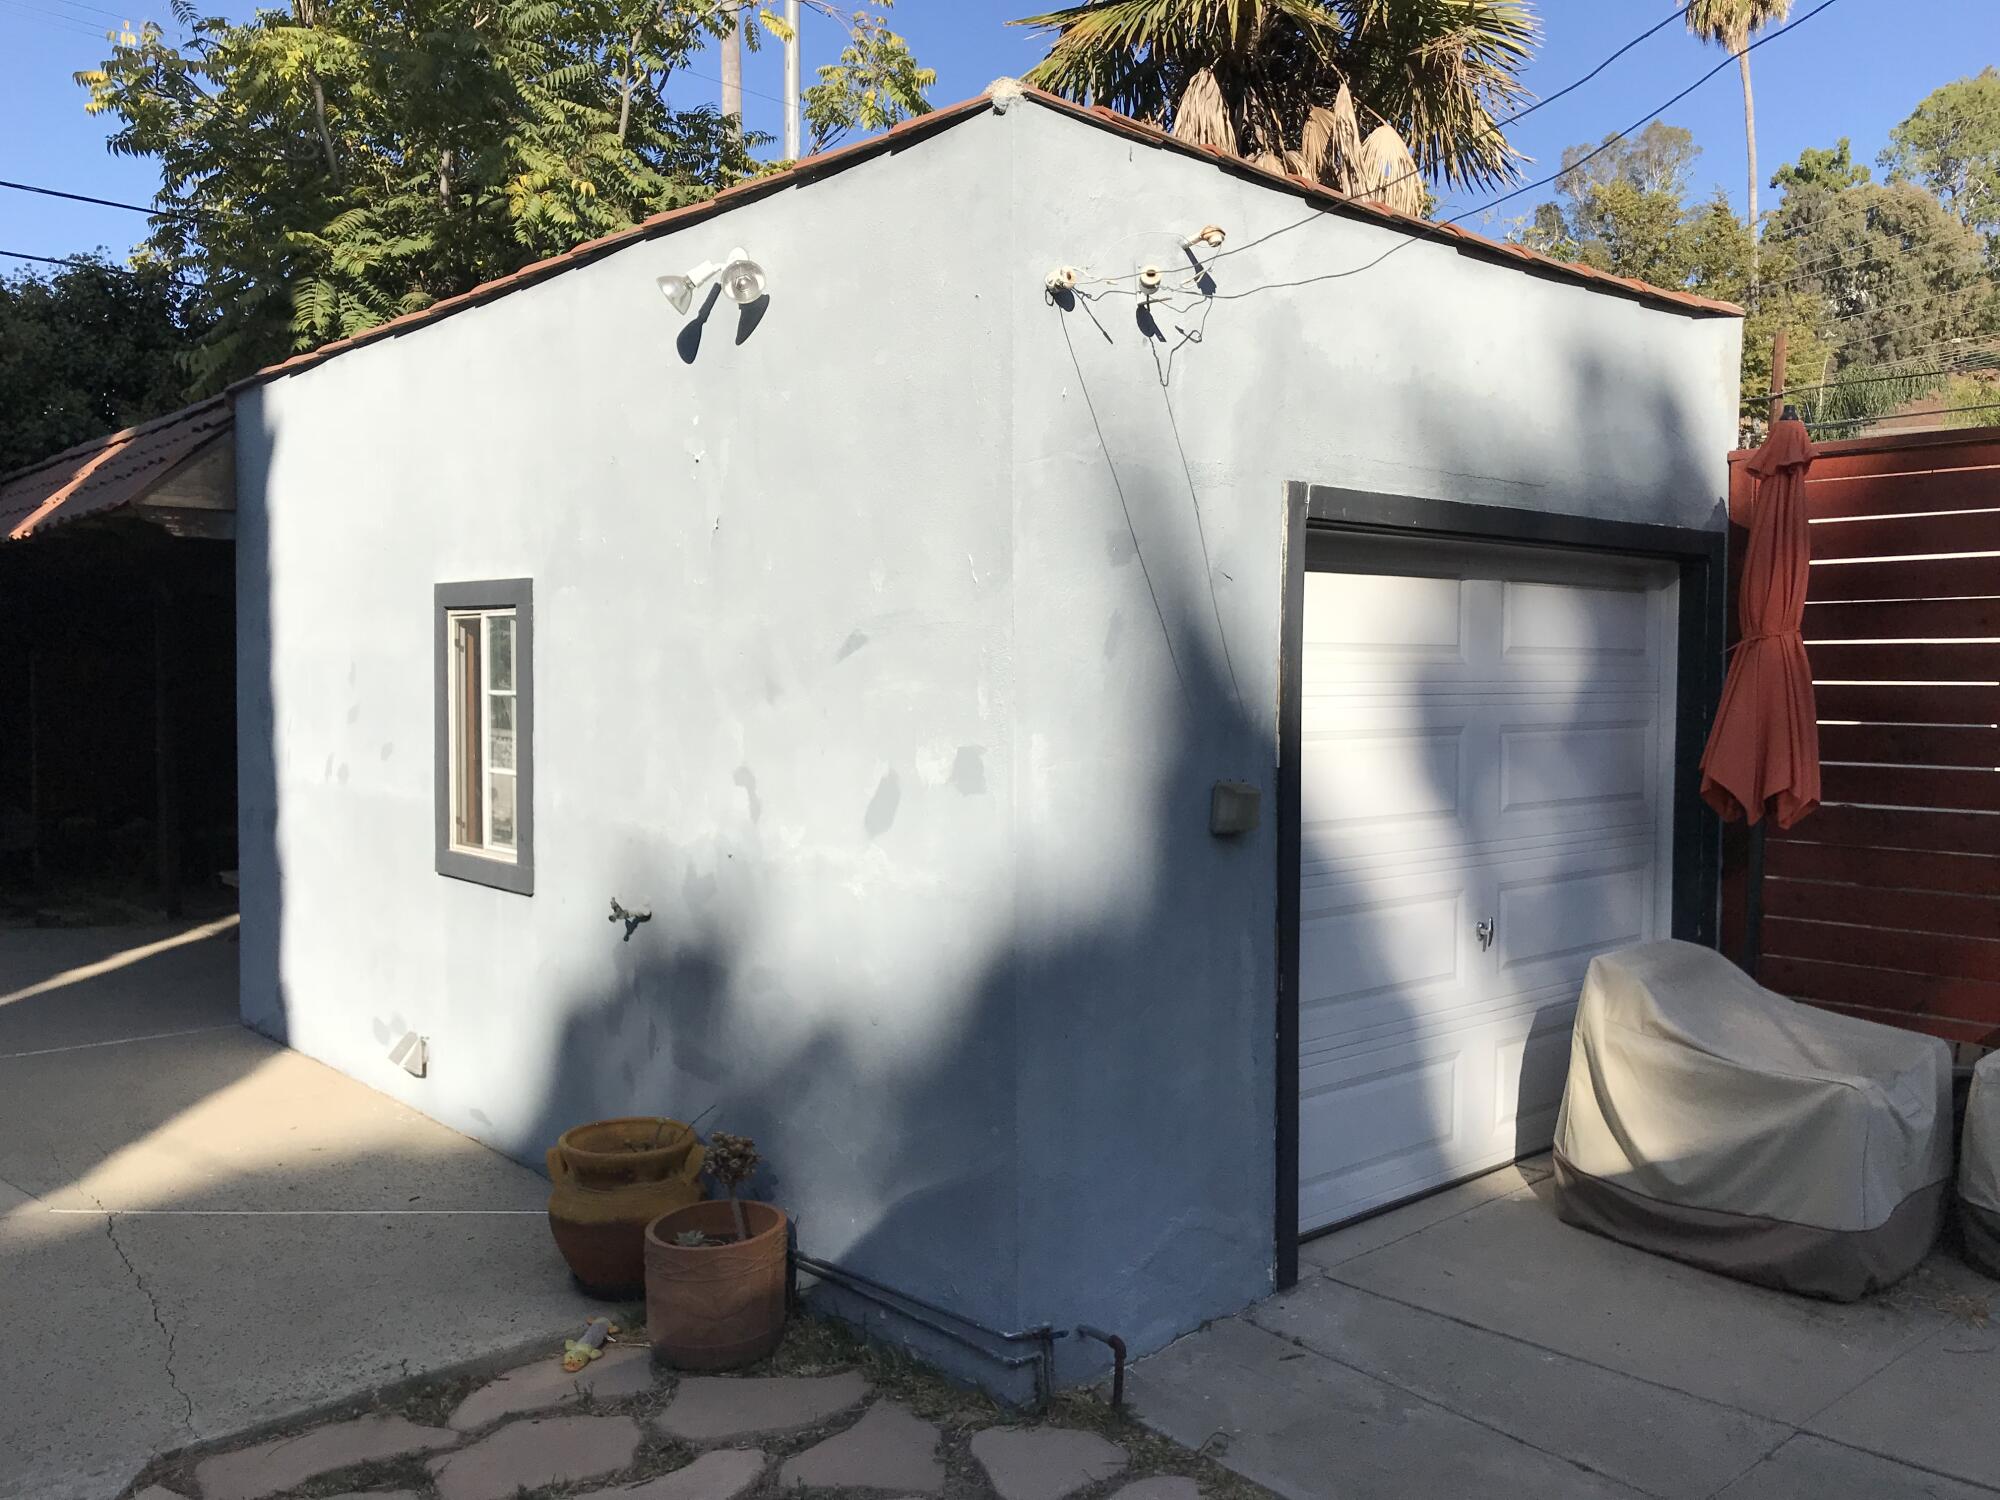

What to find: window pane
left=489, top=772, right=516, bottom=849
left=489, top=693, right=515, bottom=771
left=455, top=618, right=483, bottom=846
left=489, top=614, right=514, bottom=693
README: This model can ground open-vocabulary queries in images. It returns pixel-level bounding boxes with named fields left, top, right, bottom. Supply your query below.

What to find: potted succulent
left=546, top=1117, right=706, bottom=1297
left=644, top=1131, right=789, bottom=1370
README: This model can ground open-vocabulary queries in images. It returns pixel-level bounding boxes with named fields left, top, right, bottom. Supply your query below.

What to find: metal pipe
left=791, top=1252, right=1064, bottom=1406
left=782, top=0, right=801, bottom=160
left=1074, top=1325, right=1126, bottom=1411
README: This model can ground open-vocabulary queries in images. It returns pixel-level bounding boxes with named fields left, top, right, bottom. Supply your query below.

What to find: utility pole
left=720, top=2, right=743, bottom=133
left=783, top=0, right=802, bottom=160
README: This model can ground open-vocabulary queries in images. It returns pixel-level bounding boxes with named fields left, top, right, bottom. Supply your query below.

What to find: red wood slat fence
left=1723, top=426, right=2000, bottom=1047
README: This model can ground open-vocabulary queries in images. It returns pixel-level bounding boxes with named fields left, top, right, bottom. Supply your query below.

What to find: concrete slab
left=1248, top=1276, right=1789, bottom=1500
left=1328, top=1181, right=1939, bottom=1425
left=1298, top=1163, right=1546, bottom=1272
left=1803, top=1315, right=2000, bottom=1490
left=1128, top=1312, right=1644, bottom=1500
left=1715, top=1434, right=2000, bottom=1500
left=0, top=922, right=598, bottom=1500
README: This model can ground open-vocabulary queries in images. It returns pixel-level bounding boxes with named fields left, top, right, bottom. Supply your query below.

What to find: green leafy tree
left=1769, top=137, right=1868, bottom=197
left=801, top=5, right=934, bottom=154
left=1880, top=68, right=2000, bottom=242
left=0, top=255, right=204, bottom=474
left=1519, top=126, right=1825, bottom=437
left=77, top=0, right=793, bottom=389
left=1765, top=179, right=1991, bottom=365
left=1010, top=0, right=1539, bottom=214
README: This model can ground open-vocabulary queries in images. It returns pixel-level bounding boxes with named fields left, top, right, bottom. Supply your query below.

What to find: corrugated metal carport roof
left=1, top=396, right=230, bottom=542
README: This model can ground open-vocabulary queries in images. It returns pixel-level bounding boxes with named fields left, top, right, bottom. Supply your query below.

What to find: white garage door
left=1298, top=535, right=1678, bottom=1235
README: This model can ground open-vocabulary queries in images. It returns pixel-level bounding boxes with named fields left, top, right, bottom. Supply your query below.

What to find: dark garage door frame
left=1273, top=481, right=1728, bottom=1288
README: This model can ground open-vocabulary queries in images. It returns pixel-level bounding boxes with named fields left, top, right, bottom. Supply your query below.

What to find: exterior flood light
left=719, top=248, right=767, bottom=305
left=658, top=247, right=766, bottom=314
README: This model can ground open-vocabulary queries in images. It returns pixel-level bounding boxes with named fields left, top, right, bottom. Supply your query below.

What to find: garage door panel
left=1496, top=861, right=1652, bottom=982
left=1301, top=726, right=1463, bottom=830
left=1493, top=1016, right=1575, bottom=1148
left=1299, top=885, right=1469, bottom=1048
left=1299, top=1043, right=1464, bottom=1229
left=1298, top=544, right=1677, bottom=1236
left=1497, top=720, right=1654, bottom=819
left=1501, top=580, right=1652, bottom=664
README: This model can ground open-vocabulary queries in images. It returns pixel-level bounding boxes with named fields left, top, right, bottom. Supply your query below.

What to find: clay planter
left=546, top=1117, right=706, bottom=1298
left=644, top=1201, right=789, bottom=1371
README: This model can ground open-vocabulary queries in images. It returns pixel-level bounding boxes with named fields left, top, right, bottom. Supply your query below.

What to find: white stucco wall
left=237, top=95, right=1741, bottom=1389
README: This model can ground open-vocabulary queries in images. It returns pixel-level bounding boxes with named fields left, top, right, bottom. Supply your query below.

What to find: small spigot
left=609, top=898, right=652, bottom=942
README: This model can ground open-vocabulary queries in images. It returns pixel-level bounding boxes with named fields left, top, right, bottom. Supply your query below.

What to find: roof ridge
left=224, top=83, right=1737, bottom=396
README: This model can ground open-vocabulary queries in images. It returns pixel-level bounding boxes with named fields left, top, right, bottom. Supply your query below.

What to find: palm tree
left=1684, top=0, right=1794, bottom=283
left=1011, top=0, right=1538, bottom=215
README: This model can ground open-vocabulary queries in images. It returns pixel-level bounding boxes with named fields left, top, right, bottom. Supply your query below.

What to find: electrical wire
left=0, top=178, right=186, bottom=218
left=1077, top=0, right=1843, bottom=300
left=1080, top=0, right=1706, bottom=289
left=1806, top=400, right=2000, bottom=430
left=0, top=247, right=199, bottom=287
left=1749, top=350, right=2000, bottom=402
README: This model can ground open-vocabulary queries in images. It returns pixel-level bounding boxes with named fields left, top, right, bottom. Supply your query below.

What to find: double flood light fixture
left=658, top=246, right=768, bottom=315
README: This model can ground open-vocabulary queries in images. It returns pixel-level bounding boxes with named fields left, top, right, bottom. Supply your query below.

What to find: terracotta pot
left=546, top=1118, right=706, bottom=1297
left=644, top=1201, right=789, bottom=1371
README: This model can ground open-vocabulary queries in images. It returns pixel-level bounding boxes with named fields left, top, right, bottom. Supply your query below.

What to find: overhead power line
left=1807, top=400, right=2000, bottom=430
left=0, top=177, right=186, bottom=217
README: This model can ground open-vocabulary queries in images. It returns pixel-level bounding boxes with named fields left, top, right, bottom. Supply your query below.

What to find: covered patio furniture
left=1962, top=1049, right=2000, bottom=1279
left=1554, top=939, right=1952, bottom=1300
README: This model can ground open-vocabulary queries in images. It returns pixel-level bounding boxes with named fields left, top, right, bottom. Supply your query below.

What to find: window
left=435, top=580, right=533, bottom=893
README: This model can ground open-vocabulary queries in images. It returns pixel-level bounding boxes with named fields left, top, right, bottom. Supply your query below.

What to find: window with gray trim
left=435, top=579, right=534, bottom=894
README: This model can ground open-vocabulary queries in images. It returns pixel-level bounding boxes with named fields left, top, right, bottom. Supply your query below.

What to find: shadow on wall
left=219, top=273, right=1728, bottom=1401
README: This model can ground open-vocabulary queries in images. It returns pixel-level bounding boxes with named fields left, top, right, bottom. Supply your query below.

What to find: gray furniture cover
left=1961, top=1048, right=2000, bottom=1279
left=1553, top=939, right=1952, bottom=1300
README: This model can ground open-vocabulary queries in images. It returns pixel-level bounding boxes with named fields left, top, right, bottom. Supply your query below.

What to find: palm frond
left=1356, top=122, right=1424, bottom=215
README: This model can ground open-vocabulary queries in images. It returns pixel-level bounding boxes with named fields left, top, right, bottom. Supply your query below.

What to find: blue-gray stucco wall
left=235, top=95, right=1740, bottom=1395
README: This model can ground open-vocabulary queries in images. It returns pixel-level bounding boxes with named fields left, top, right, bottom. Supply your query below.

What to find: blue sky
left=4, top=0, right=1997, bottom=274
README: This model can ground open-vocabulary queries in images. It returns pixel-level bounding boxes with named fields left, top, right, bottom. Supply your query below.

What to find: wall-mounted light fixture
left=1185, top=224, right=1228, bottom=251
left=658, top=246, right=768, bottom=314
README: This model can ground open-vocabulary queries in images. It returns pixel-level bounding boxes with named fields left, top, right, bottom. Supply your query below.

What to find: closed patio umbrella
left=1700, top=412, right=1820, bottom=966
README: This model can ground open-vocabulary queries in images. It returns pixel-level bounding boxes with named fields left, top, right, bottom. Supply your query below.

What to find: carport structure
left=0, top=398, right=237, bottom=916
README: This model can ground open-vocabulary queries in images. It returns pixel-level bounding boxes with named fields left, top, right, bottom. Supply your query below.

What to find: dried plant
left=1357, top=124, right=1426, bottom=216
left=703, top=1131, right=763, bottom=1241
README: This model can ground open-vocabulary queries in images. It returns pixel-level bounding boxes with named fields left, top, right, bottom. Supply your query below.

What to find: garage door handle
left=1476, top=919, right=1495, bottom=951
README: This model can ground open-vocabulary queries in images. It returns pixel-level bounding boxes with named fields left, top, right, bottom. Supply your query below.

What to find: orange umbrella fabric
left=1700, top=417, right=1821, bottom=829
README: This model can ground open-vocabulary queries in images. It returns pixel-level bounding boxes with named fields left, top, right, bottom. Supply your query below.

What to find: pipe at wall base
left=790, top=1250, right=1065, bottom=1409
left=1073, top=1324, right=1126, bottom=1411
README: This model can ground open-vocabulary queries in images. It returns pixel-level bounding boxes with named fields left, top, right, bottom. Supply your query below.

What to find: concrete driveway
left=0, top=919, right=596, bottom=1500
left=1134, top=1158, right=2000, bottom=1499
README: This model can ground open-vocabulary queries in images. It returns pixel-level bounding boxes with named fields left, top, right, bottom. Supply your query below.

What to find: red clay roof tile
left=1, top=396, right=230, bottom=542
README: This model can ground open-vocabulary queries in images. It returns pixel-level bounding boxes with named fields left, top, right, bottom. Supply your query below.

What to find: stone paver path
left=1107, top=1481, right=1199, bottom=1500
left=657, top=1371, right=870, bottom=1442
left=145, top=1334, right=1233, bottom=1500
left=194, top=1415, right=456, bottom=1500
left=779, top=1401, right=945, bottom=1494
left=449, top=1343, right=656, bottom=1430
left=428, top=1413, right=642, bottom=1500
left=593, top=1448, right=770, bottom=1500
left=970, top=1428, right=1127, bottom=1500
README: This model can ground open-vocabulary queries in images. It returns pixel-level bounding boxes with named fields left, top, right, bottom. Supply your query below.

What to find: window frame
left=435, top=579, right=534, bottom=895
